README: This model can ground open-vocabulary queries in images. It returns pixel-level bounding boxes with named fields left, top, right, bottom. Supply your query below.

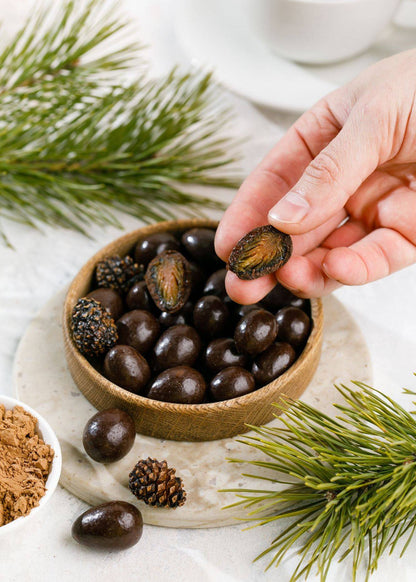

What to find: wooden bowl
left=63, top=219, right=323, bottom=442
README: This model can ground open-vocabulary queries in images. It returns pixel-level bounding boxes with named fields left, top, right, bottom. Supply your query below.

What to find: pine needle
left=0, top=0, right=239, bottom=240
left=223, top=382, right=416, bottom=581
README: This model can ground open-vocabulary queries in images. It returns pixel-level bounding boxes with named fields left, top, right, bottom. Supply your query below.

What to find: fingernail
left=322, top=261, right=342, bottom=283
left=268, top=192, right=310, bottom=224
left=322, top=261, right=330, bottom=276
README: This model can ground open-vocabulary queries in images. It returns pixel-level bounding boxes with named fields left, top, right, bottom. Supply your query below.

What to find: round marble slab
left=13, top=290, right=371, bottom=528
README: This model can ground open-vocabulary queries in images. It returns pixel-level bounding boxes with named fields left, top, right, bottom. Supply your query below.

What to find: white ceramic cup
left=251, top=0, right=402, bottom=65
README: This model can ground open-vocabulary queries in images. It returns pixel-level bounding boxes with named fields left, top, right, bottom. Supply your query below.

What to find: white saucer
left=174, top=0, right=416, bottom=113
left=14, top=289, right=371, bottom=529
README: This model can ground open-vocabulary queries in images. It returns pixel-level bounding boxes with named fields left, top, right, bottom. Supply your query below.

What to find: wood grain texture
left=63, top=219, right=323, bottom=442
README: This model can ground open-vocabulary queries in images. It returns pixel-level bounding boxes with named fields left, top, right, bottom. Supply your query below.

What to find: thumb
left=268, top=108, right=380, bottom=234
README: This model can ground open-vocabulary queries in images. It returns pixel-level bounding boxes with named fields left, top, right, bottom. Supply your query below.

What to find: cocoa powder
left=0, top=404, right=54, bottom=526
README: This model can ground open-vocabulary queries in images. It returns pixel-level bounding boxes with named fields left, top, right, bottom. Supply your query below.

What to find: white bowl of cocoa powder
left=0, top=395, right=62, bottom=534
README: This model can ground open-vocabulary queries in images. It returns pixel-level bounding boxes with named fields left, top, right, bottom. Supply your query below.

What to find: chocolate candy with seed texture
left=145, top=250, right=191, bottom=313
left=228, top=225, right=292, bottom=280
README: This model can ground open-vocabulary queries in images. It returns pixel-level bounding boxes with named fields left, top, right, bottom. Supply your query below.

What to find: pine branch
left=223, top=382, right=416, bottom=581
left=0, top=0, right=138, bottom=92
left=0, top=0, right=239, bottom=239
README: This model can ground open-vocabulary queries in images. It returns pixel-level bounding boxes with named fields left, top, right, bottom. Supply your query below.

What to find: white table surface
left=1, top=1, right=416, bottom=581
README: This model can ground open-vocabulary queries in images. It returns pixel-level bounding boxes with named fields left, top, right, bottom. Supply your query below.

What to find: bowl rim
left=63, top=218, right=323, bottom=414
left=0, top=394, right=62, bottom=535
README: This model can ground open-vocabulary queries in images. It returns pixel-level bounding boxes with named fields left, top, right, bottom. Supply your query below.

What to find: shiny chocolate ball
left=188, top=262, right=206, bottom=298
left=116, top=310, right=160, bottom=354
left=261, top=283, right=309, bottom=312
left=181, top=228, right=222, bottom=267
left=86, top=288, right=123, bottom=321
left=203, top=269, right=227, bottom=298
left=147, top=366, right=206, bottom=404
left=104, top=345, right=150, bottom=394
left=134, top=232, right=180, bottom=266
left=223, top=295, right=238, bottom=311
left=72, top=501, right=143, bottom=550
left=82, top=408, right=136, bottom=463
left=234, top=308, right=278, bottom=356
left=210, top=366, right=255, bottom=401
left=251, top=342, right=296, bottom=385
left=276, top=306, right=311, bottom=350
left=125, top=281, right=152, bottom=312
left=232, top=303, right=262, bottom=325
left=205, top=338, right=247, bottom=373
left=286, top=295, right=310, bottom=312
left=193, top=295, right=229, bottom=338
left=152, top=324, right=201, bottom=371
left=158, top=301, right=193, bottom=328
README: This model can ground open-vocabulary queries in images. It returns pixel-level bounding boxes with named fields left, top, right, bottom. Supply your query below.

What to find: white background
left=1, top=1, right=416, bottom=581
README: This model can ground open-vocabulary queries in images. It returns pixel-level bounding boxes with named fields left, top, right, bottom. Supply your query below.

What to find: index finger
left=215, top=101, right=342, bottom=262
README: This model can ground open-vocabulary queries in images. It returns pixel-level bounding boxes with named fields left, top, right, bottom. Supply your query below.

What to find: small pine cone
left=129, top=457, right=186, bottom=508
left=71, top=298, right=118, bottom=358
left=96, top=255, right=144, bottom=293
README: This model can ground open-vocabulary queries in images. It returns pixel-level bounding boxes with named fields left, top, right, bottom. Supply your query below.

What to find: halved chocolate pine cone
left=145, top=250, right=191, bottom=313
left=228, top=225, right=293, bottom=280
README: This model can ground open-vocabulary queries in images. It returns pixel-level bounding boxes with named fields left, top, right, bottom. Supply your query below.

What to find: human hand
left=215, top=49, right=416, bottom=302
